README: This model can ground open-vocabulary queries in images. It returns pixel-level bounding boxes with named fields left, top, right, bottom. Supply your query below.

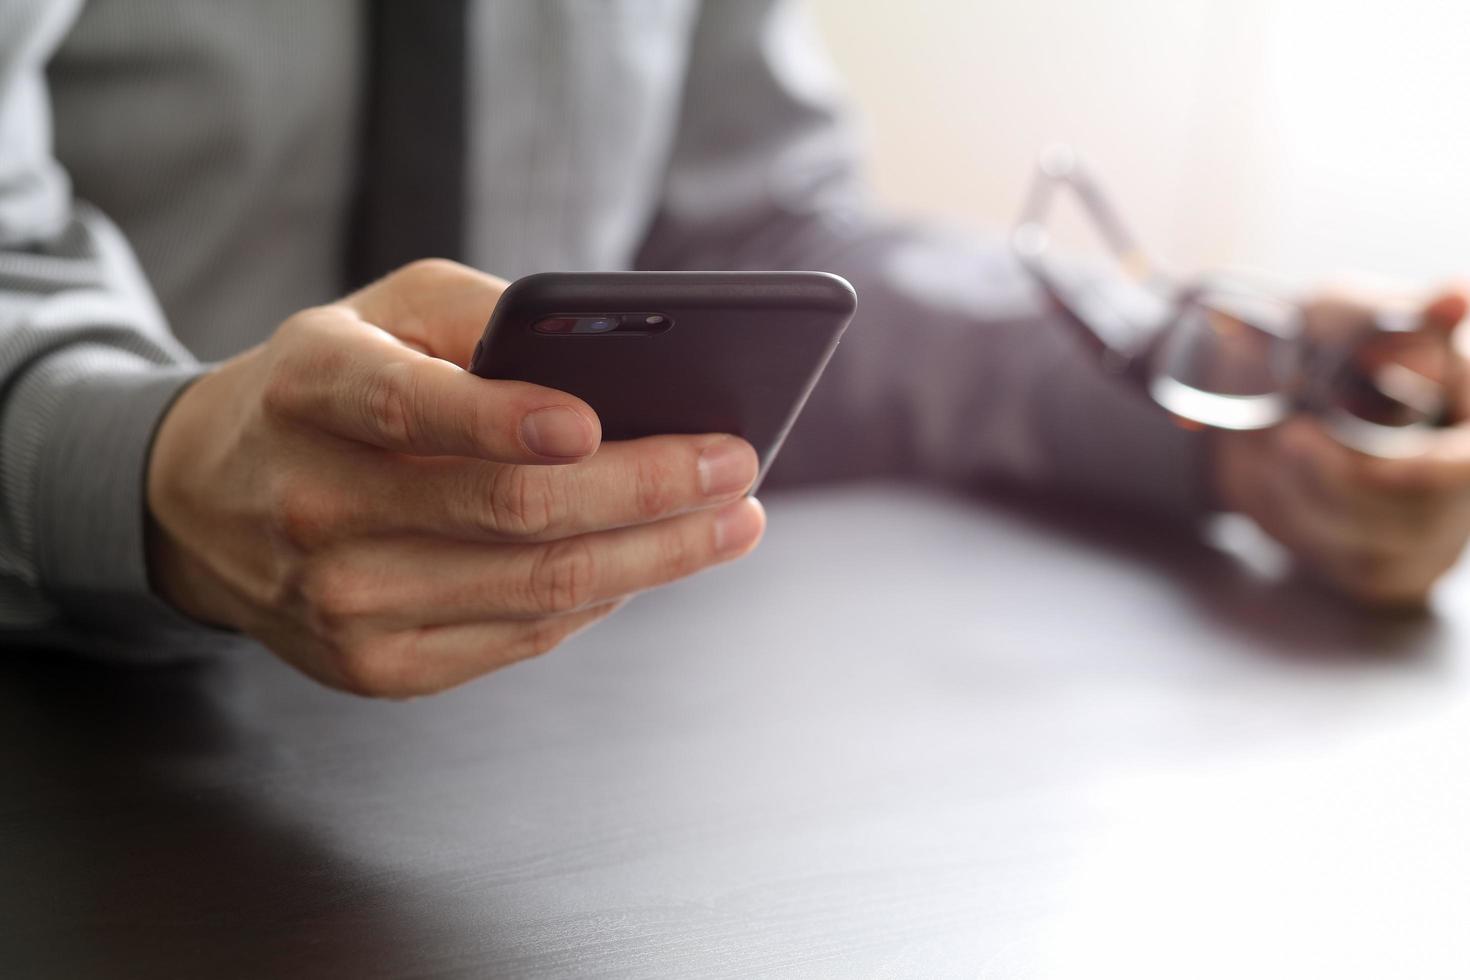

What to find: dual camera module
left=532, top=313, right=672, bottom=336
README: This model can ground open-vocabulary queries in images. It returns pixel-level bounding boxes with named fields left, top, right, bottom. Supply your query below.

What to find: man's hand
left=1214, top=287, right=1470, bottom=608
left=146, top=260, right=765, bottom=696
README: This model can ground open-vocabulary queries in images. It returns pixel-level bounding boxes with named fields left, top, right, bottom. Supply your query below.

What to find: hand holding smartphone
left=468, top=271, right=857, bottom=489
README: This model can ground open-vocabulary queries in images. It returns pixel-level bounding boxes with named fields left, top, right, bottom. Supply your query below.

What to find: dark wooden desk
left=4, top=485, right=1468, bottom=978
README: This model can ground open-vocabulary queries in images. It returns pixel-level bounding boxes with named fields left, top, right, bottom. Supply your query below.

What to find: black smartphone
left=467, top=271, right=857, bottom=486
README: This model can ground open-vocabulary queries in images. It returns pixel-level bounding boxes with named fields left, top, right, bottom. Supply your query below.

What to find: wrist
left=143, top=366, right=241, bottom=629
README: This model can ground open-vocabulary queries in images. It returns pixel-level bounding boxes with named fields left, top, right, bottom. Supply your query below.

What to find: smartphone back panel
left=468, top=272, right=857, bottom=480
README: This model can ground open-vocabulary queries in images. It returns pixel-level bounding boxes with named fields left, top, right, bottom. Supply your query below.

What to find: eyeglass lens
left=1148, top=289, right=1298, bottom=431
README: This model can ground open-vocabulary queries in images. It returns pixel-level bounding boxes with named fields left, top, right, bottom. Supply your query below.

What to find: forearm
left=0, top=2, right=237, bottom=657
left=792, top=226, right=1206, bottom=509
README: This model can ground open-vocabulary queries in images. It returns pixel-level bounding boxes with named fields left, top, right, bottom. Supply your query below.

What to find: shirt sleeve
left=636, top=0, right=1211, bottom=519
left=0, top=0, right=239, bottom=660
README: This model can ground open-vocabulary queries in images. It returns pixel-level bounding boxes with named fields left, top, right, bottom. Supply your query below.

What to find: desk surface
left=4, top=485, right=1469, bottom=979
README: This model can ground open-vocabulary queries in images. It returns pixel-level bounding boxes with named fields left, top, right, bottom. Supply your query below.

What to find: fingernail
left=713, top=499, right=764, bottom=555
left=697, top=438, right=758, bottom=496
left=521, top=407, right=596, bottom=458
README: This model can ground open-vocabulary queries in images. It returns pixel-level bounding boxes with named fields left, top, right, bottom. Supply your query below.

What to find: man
left=4, top=0, right=1468, bottom=697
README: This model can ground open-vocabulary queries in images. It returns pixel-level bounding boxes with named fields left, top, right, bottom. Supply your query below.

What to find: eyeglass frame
left=1010, top=145, right=1453, bottom=457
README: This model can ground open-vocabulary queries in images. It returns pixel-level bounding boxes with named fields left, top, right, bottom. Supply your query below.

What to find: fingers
left=1325, top=422, right=1470, bottom=497
left=1421, top=286, right=1470, bottom=419
left=1278, top=418, right=1434, bottom=533
left=342, top=258, right=508, bottom=366
left=328, top=601, right=626, bottom=698
left=265, top=308, right=600, bottom=462
left=1247, top=453, right=1432, bottom=608
left=1250, top=416, right=1470, bottom=605
left=1419, top=286, right=1469, bottom=337
left=303, top=497, right=766, bottom=698
left=301, top=498, right=766, bottom=631
left=400, top=601, right=627, bottom=695
left=1273, top=420, right=1398, bottom=551
left=1278, top=413, right=1470, bottom=528
left=1305, top=283, right=1467, bottom=352
left=322, top=433, right=760, bottom=543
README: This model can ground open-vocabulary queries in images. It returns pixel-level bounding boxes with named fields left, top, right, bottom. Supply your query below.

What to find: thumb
left=343, top=259, right=507, bottom=367
left=1407, top=285, right=1470, bottom=421
left=1418, top=285, right=1469, bottom=336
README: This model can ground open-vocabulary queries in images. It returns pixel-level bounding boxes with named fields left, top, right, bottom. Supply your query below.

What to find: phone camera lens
left=586, top=318, right=615, bottom=333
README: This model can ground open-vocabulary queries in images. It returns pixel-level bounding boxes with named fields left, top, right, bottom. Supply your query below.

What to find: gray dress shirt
left=0, top=0, right=1205, bottom=659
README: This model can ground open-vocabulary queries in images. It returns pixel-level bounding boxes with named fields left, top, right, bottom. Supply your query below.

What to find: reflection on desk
left=3, top=483, right=1467, bottom=979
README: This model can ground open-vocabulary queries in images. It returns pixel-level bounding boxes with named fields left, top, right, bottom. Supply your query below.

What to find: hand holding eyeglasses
left=1014, top=146, right=1470, bottom=606
left=1214, top=288, right=1470, bottom=607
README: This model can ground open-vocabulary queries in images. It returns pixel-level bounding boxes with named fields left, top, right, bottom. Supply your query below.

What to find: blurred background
left=809, top=0, right=1470, bottom=287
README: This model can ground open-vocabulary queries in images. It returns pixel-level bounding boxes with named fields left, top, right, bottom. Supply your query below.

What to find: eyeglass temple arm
left=1016, top=146, right=1155, bottom=279
left=1013, top=147, right=1162, bottom=377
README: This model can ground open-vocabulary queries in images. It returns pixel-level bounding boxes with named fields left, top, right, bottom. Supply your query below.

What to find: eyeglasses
left=1011, top=145, right=1456, bottom=457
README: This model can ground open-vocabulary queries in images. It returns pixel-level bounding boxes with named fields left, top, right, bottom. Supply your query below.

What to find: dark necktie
left=348, top=0, right=469, bottom=287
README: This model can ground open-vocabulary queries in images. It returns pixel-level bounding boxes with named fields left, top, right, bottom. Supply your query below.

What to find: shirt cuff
left=19, top=347, right=244, bottom=658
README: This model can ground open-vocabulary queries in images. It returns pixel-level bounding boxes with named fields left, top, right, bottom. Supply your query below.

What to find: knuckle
left=362, top=361, right=418, bottom=448
left=259, top=357, right=298, bottom=420
left=655, top=523, right=701, bottom=581
left=329, top=636, right=409, bottom=699
left=275, top=306, right=340, bottom=344
left=296, top=557, right=373, bottom=634
left=463, top=385, right=509, bottom=458
left=487, top=465, right=558, bottom=537
left=268, top=474, right=335, bottom=549
left=392, top=257, right=468, bottom=289
left=632, top=451, right=680, bottom=522
left=528, top=538, right=598, bottom=614
left=261, top=310, right=351, bottom=419
left=390, top=258, right=508, bottom=298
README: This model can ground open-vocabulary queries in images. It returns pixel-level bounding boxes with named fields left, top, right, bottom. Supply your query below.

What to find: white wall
left=807, top=0, right=1470, bottom=290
